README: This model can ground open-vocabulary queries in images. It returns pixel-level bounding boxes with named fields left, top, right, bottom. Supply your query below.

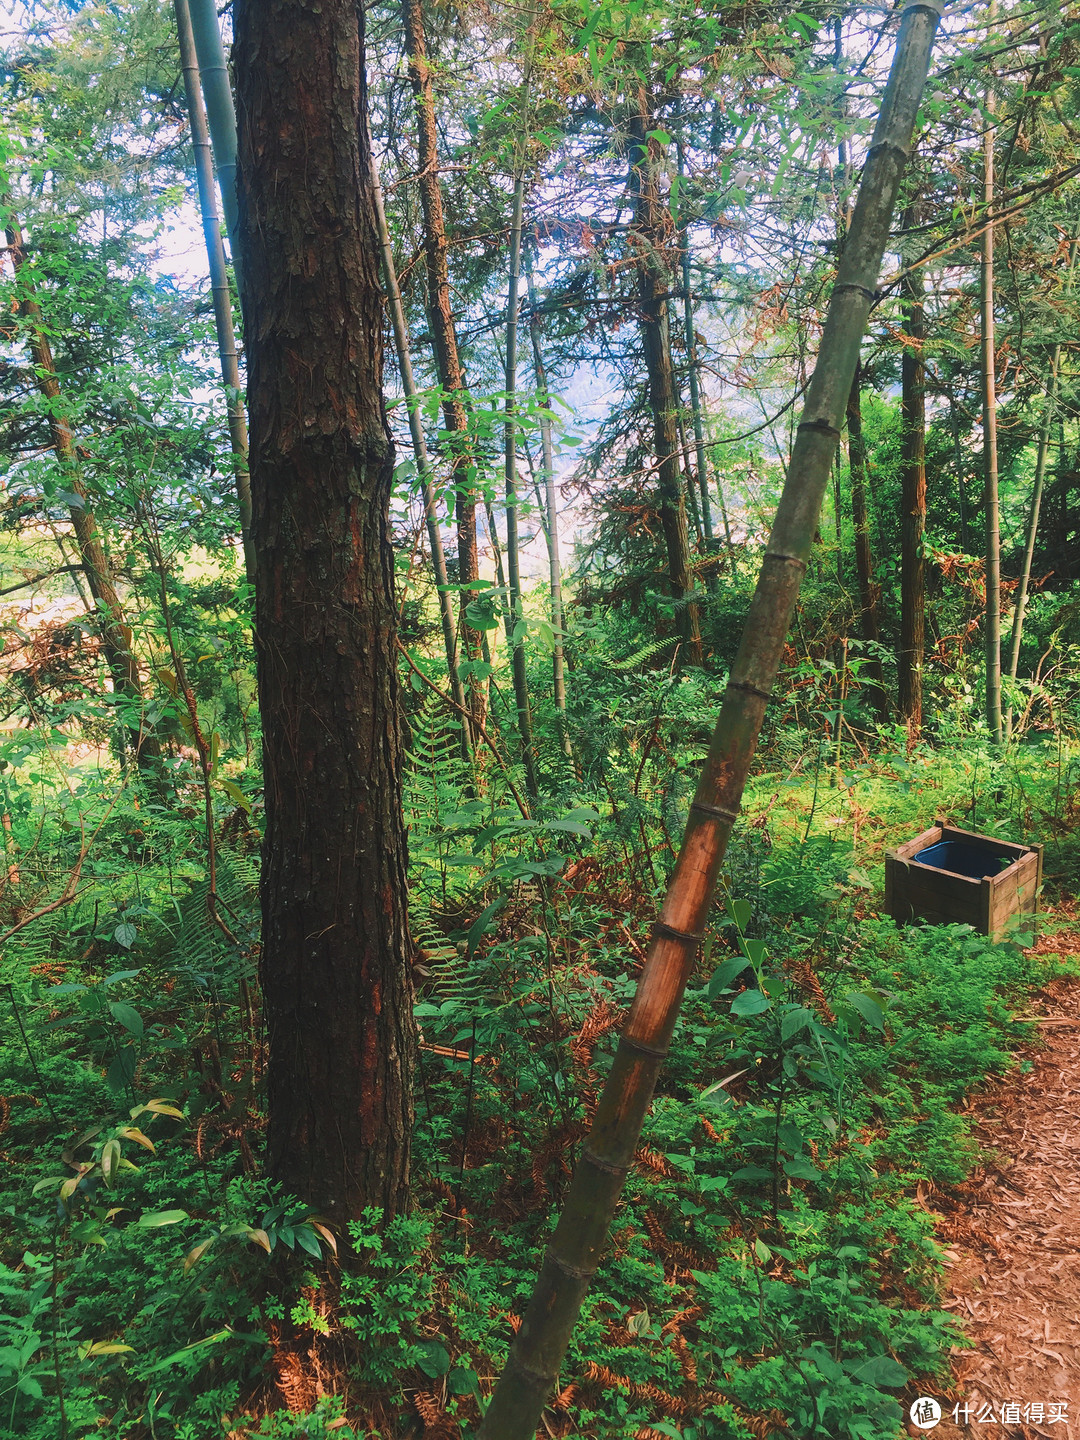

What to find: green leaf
left=113, top=923, right=137, bottom=950
left=726, top=898, right=752, bottom=931
left=448, top=1366, right=480, bottom=1398
left=109, top=1002, right=143, bottom=1039
left=742, top=938, right=768, bottom=968
left=844, top=990, right=885, bottom=1030
left=843, top=1354, right=908, bottom=1388
left=753, top=1238, right=771, bottom=1264
left=416, top=1339, right=451, bottom=1378
left=137, top=1209, right=188, bottom=1228
left=219, top=779, right=251, bottom=814
left=730, top=1165, right=772, bottom=1182
left=730, top=989, right=770, bottom=1017
left=783, top=1157, right=819, bottom=1181
left=707, top=955, right=752, bottom=999
left=781, top=1006, right=815, bottom=1041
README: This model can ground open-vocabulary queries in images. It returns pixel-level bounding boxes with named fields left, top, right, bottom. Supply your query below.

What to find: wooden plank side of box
left=935, top=819, right=1030, bottom=860
left=892, top=825, right=943, bottom=862
left=887, top=858, right=983, bottom=928
left=988, top=851, right=1041, bottom=939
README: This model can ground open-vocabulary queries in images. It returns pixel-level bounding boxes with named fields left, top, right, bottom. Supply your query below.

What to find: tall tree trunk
left=400, top=0, right=485, bottom=730
left=234, top=0, right=416, bottom=1221
left=174, top=0, right=255, bottom=587
left=525, top=249, right=572, bottom=761
left=846, top=361, right=887, bottom=719
left=371, top=150, right=470, bottom=759
left=4, top=210, right=158, bottom=764
left=898, top=216, right=926, bottom=732
left=982, top=97, right=1003, bottom=744
left=186, top=0, right=244, bottom=301
left=503, top=171, right=538, bottom=798
left=628, top=99, right=702, bottom=665
left=476, top=7, right=941, bottom=1433
left=676, top=138, right=716, bottom=551
left=1005, top=341, right=1061, bottom=736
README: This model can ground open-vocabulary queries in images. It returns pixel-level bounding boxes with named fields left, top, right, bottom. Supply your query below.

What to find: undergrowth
left=0, top=706, right=1076, bottom=1440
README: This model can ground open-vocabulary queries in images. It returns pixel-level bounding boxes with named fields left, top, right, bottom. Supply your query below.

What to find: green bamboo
left=476, top=6, right=944, bottom=1435
left=1004, top=240, right=1077, bottom=739
left=186, top=0, right=244, bottom=301
left=525, top=247, right=573, bottom=762
left=174, top=0, right=254, bottom=588
left=370, top=151, right=470, bottom=759
left=503, top=170, right=539, bottom=800
left=676, top=138, right=717, bottom=551
left=982, top=14, right=1002, bottom=745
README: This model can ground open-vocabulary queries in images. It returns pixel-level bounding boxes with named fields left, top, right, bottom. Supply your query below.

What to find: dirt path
left=904, top=955, right=1080, bottom=1440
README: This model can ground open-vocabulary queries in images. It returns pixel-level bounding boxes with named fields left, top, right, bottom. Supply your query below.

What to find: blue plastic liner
left=914, top=840, right=1014, bottom=879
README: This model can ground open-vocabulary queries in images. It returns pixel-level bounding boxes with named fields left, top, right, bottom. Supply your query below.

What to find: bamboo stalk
left=400, top=0, right=486, bottom=733
left=1005, top=240, right=1077, bottom=738
left=676, top=138, right=716, bottom=550
left=174, top=0, right=255, bottom=588
left=982, top=18, right=1002, bottom=745
left=503, top=170, right=539, bottom=800
left=898, top=210, right=927, bottom=731
left=476, top=7, right=943, bottom=1434
left=1004, top=346, right=1059, bottom=737
left=846, top=361, right=887, bottom=720
left=370, top=151, right=470, bottom=757
left=525, top=248, right=573, bottom=762
left=186, top=0, right=244, bottom=301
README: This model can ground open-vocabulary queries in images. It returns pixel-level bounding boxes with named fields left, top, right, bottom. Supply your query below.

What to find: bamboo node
left=652, top=920, right=703, bottom=944
left=546, top=1246, right=595, bottom=1283
left=621, top=1034, right=670, bottom=1062
left=726, top=679, right=773, bottom=702
left=796, top=418, right=841, bottom=440
left=582, top=1145, right=631, bottom=1178
left=689, top=800, right=741, bottom=825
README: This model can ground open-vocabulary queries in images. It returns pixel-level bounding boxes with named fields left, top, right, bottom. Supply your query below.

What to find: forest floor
left=912, top=911, right=1080, bottom=1440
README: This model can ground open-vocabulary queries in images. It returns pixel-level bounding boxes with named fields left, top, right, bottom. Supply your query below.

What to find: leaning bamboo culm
left=174, top=0, right=255, bottom=587
left=371, top=151, right=470, bottom=757
left=476, top=6, right=944, bottom=1436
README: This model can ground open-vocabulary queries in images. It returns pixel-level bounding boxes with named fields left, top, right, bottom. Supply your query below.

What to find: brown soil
left=906, top=934, right=1080, bottom=1440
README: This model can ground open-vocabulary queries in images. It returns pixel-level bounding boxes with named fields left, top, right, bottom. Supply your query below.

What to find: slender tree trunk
left=186, top=0, right=244, bottom=301
left=629, top=99, right=702, bottom=665
left=1005, top=342, right=1060, bottom=736
left=174, top=0, right=255, bottom=587
left=525, top=249, right=572, bottom=760
left=235, top=0, right=416, bottom=1221
left=982, top=78, right=1003, bottom=743
left=678, top=411, right=706, bottom=551
left=677, top=138, right=715, bottom=550
left=846, top=361, right=887, bottom=719
left=503, top=171, right=539, bottom=798
left=4, top=211, right=158, bottom=764
left=477, top=8, right=941, bottom=1433
left=400, top=0, right=484, bottom=730
left=371, top=150, right=470, bottom=759
left=898, top=216, right=926, bottom=732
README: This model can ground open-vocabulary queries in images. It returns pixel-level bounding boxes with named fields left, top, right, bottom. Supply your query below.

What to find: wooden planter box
left=884, top=818, right=1042, bottom=941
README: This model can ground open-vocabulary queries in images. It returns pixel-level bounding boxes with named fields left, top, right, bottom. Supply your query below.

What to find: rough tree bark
left=629, top=98, right=702, bottom=665
left=234, top=0, right=416, bottom=1220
